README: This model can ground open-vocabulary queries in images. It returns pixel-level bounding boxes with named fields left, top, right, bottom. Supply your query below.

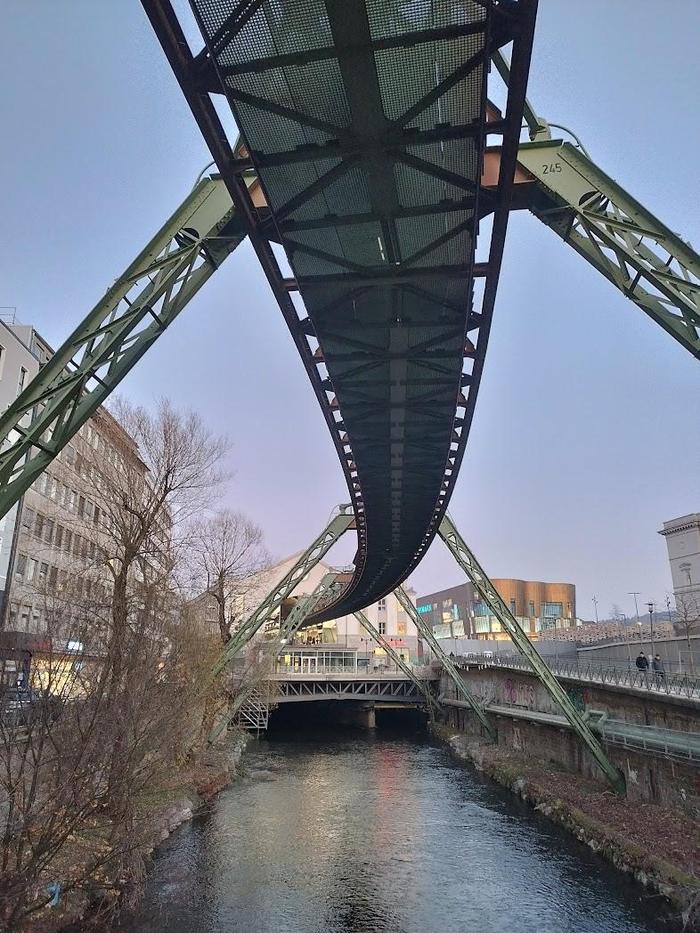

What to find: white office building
left=659, top=513, right=700, bottom=616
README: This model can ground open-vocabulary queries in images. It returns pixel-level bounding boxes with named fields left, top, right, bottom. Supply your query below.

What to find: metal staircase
left=233, top=687, right=271, bottom=733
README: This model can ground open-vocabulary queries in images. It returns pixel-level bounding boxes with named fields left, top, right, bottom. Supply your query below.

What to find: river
left=121, top=720, right=667, bottom=932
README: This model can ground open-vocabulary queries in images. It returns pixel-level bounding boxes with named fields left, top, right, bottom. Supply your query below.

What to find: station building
left=193, top=552, right=421, bottom=669
left=659, top=513, right=700, bottom=627
left=416, top=579, right=576, bottom=641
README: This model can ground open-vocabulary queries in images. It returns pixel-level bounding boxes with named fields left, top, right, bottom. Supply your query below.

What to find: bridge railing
left=456, top=655, right=700, bottom=700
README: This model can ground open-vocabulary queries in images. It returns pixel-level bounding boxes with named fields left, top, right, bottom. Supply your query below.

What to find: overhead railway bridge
left=0, top=0, right=698, bottom=792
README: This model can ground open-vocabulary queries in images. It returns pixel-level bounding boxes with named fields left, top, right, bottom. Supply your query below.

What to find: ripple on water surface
left=120, top=730, right=667, bottom=933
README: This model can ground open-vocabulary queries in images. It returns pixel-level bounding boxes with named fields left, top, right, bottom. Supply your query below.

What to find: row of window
left=12, top=555, right=110, bottom=598
left=30, top=470, right=104, bottom=526
left=16, top=518, right=100, bottom=569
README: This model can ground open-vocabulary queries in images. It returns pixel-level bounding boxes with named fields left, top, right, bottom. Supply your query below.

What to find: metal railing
left=459, top=655, right=700, bottom=700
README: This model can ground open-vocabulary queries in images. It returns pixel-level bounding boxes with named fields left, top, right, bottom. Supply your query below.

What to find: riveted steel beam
left=353, top=608, right=440, bottom=717
left=394, top=585, right=495, bottom=740
left=211, top=507, right=354, bottom=678
left=517, top=140, right=700, bottom=359
left=0, top=176, right=244, bottom=521
left=209, top=571, right=343, bottom=742
left=438, top=513, right=626, bottom=793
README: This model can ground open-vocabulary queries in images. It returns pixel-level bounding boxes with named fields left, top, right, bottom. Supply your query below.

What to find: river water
left=122, top=722, right=666, bottom=933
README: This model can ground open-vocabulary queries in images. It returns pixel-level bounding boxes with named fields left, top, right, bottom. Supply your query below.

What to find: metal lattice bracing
left=0, top=177, right=245, bottom=519
left=144, top=0, right=538, bottom=622
left=438, top=513, right=626, bottom=793
left=517, top=140, right=700, bottom=358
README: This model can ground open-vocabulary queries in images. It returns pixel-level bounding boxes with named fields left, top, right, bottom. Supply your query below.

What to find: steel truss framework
left=393, top=585, right=495, bottom=740
left=0, top=177, right=244, bottom=517
left=274, top=678, right=423, bottom=703
left=142, top=0, right=539, bottom=623
left=437, top=513, right=625, bottom=792
left=211, top=508, right=353, bottom=677
left=353, top=608, right=440, bottom=717
left=517, top=141, right=700, bottom=358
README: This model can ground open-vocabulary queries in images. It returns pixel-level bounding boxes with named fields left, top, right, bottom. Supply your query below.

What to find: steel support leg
left=438, top=513, right=626, bottom=793
left=0, top=176, right=245, bottom=520
left=211, top=506, right=353, bottom=677
left=209, top=572, right=342, bottom=742
left=517, top=140, right=700, bottom=359
left=394, top=586, right=496, bottom=740
left=353, top=610, right=441, bottom=718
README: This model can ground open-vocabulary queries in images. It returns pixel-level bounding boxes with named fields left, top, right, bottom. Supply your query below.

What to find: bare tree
left=674, top=594, right=699, bottom=674
left=191, top=509, right=269, bottom=645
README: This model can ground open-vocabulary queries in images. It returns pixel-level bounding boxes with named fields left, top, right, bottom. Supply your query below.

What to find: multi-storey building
left=5, top=406, right=147, bottom=635
left=192, top=553, right=421, bottom=663
left=417, top=579, right=576, bottom=641
left=0, top=318, right=147, bottom=638
left=659, top=513, right=700, bottom=621
left=0, top=318, right=53, bottom=619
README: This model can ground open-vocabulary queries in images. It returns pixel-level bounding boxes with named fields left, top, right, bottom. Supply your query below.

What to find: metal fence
left=460, top=654, right=700, bottom=700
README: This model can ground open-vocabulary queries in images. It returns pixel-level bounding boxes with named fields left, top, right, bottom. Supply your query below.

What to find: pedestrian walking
left=652, top=654, right=665, bottom=687
left=635, top=651, right=649, bottom=671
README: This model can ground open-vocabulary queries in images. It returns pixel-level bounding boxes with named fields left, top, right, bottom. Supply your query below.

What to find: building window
left=44, top=519, right=54, bottom=545
left=34, top=513, right=44, bottom=538
left=378, top=597, right=386, bottom=610
left=64, top=529, right=72, bottom=553
left=509, top=598, right=516, bottom=615
left=378, top=621, right=386, bottom=635
left=48, top=566, right=58, bottom=589
left=21, top=508, right=34, bottom=530
left=17, top=367, right=27, bottom=396
left=542, top=602, right=563, bottom=618
left=55, top=524, right=63, bottom=549
left=473, top=600, right=489, bottom=617
left=27, top=559, right=38, bottom=583
left=39, top=562, right=48, bottom=584
left=15, top=554, right=27, bottom=579
left=78, top=496, right=86, bottom=519
left=529, top=600, right=535, bottom=616
left=0, top=344, right=5, bottom=380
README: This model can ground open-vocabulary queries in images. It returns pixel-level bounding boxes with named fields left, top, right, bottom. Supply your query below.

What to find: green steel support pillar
left=211, top=506, right=353, bottom=678
left=0, top=176, right=245, bottom=520
left=438, top=513, right=626, bottom=793
left=209, top=572, right=343, bottom=742
left=517, top=140, right=700, bottom=359
left=394, top=586, right=496, bottom=740
left=353, top=609, right=441, bottom=717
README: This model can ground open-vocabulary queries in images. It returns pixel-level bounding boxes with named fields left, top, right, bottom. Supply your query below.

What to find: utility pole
left=629, top=592, right=642, bottom=647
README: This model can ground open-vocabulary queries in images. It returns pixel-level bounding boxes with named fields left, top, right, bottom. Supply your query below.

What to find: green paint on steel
left=394, top=585, right=496, bottom=741
left=518, top=140, right=700, bottom=359
left=209, top=571, right=343, bottom=743
left=0, top=177, right=244, bottom=521
left=353, top=608, right=440, bottom=717
left=438, top=513, right=626, bottom=794
left=211, top=508, right=353, bottom=678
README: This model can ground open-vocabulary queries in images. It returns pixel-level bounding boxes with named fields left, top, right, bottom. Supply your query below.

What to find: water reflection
left=120, top=726, right=666, bottom=933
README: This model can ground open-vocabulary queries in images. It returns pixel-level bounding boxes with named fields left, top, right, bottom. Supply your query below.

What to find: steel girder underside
left=143, top=0, right=537, bottom=621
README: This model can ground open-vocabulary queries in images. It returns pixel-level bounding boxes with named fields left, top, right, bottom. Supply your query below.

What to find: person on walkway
left=652, top=654, right=665, bottom=686
left=635, top=651, right=649, bottom=671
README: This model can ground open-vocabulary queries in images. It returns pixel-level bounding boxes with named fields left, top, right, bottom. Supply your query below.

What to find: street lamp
left=647, top=601, right=656, bottom=657
left=592, top=595, right=599, bottom=624
left=629, top=592, right=642, bottom=647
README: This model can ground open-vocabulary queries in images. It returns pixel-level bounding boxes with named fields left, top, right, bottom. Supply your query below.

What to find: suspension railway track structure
left=0, top=1, right=698, bottom=789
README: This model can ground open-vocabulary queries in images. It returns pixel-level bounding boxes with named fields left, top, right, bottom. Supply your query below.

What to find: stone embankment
left=435, top=725, right=700, bottom=931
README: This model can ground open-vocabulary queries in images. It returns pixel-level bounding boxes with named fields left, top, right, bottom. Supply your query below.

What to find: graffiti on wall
left=502, top=678, right=535, bottom=708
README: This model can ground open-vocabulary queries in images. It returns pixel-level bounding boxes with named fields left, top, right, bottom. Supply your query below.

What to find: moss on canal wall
left=433, top=724, right=700, bottom=931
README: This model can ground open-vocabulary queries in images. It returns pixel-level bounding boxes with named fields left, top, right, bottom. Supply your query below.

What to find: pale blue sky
left=1, top=2, right=698, bottom=621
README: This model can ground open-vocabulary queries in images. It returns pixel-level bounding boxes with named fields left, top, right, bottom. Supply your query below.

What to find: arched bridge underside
left=145, top=0, right=537, bottom=621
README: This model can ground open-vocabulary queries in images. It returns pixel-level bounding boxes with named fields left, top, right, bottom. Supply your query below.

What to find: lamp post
left=647, top=601, right=656, bottom=658
left=592, top=595, right=599, bottom=624
left=629, top=592, right=642, bottom=647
